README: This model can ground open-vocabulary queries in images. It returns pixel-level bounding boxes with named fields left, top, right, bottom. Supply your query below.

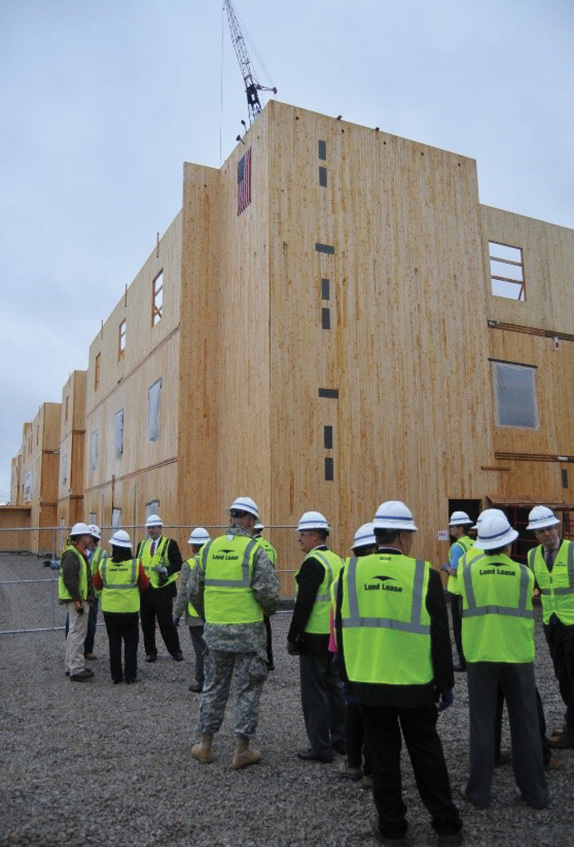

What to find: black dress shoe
left=70, top=669, right=94, bottom=682
left=125, top=677, right=140, bottom=684
left=188, top=682, right=203, bottom=692
left=146, top=653, right=157, bottom=663
left=297, top=748, right=333, bottom=763
left=172, top=651, right=184, bottom=662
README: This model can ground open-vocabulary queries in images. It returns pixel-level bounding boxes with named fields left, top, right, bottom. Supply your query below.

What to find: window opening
left=148, top=379, right=162, bottom=442
left=94, top=353, right=101, bottom=390
left=115, top=409, right=124, bottom=459
left=119, top=319, right=126, bottom=358
left=489, top=242, right=525, bottom=301
left=492, top=361, right=538, bottom=429
left=152, top=271, right=163, bottom=326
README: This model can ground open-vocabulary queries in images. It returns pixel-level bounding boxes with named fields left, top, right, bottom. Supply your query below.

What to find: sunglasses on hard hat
left=230, top=509, right=249, bottom=518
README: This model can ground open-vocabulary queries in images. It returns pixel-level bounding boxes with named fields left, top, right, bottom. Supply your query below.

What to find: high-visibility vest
left=460, top=553, right=535, bottom=662
left=297, top=549, right=344, bottom=635
left=185, top=555, right=201, bottom=619
left=255, top=536, right=277, bottom=567
left=450, top=534, right=474, bottom=561
left=447, top=546, right=485, bottom=595
left=99, top=557, right=140, bottom=613
left=528, top=540, right=574, bottom=625
left=199, top=534, right=263, bottom=624
left=58, top=545, right=89, bottom=602
left=139, top=537, right=178, bottom=588
left=339, top=553, right=433, bottom=685
left=90, top=547, right=108, bottom=598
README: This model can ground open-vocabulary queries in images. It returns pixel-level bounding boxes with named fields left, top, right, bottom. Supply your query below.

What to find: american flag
left=237, top=148, right=252, bottom=215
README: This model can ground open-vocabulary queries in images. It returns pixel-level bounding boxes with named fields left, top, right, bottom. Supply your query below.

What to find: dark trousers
left=188, top=625, right=206, bottom=685
left=299, top=652, right=346, bottom=756
left=495, top=684, right=551, bottom=764
left=466, top=662, right=548, bottom=809
left=103, top=611, right=139, bottom=682
left=448, top=592, right=465, bottom=668
left=84, top=598, right=99, bottom=655
left=544, top=618, right=574, bottom=731
left=346, top=697, right=372, bottom=774
left=140, top=583, right=181, bottom=657
left=361, top=703, right=462, bottom=840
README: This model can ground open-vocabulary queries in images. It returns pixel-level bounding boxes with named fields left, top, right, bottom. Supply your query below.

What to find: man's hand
left=437, top=689, right=454, bottom=712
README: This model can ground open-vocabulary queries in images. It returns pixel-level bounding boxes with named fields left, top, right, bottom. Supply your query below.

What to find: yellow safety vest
left=185, top=555, right=201, bottom=619
left=460, top=552, right=535, bottom=662
left=99, top=558, right=140, bottom=614
left=297, top=549, right=344, bottom=635
left=339, top=553, right=433, bottom=685
left=140, top=537, right=178, bottom=589
left=90, top=547, right=108, bottom=599
left=528, top=540, right=574, bottom=625
left=448, top=546, right=485, bottom=595
left=255, top=536, right=277, bottom=567
left=58, top=545, right=89, bottom=602
left=200, top=534, right=263, bottom=624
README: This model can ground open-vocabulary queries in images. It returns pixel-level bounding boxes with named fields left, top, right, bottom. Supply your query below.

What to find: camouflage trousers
left=197, top=648, right=269, bottom=739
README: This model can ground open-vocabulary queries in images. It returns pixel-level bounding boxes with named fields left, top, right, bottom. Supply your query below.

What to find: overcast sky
left=1, top=0, right=573, bottom=500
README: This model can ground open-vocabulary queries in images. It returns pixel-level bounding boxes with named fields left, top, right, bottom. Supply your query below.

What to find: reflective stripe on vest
left=338, top=553, right=433, bottom=685
left=529, top=541, right=574, bottom=623
left=100, top=558, right=140, bottom=613
left=299, top=549, right=343, bottom=634
left=200, top=535, right=263, bottom=624
left=462, top=558, right=534, bottom=620
left=58, top=545, right=88, bottom=601
left=342, top=556, right=430, bottom=635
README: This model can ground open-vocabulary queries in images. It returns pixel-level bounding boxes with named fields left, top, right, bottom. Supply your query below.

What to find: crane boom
left=224, top=0, right=276, bottom=124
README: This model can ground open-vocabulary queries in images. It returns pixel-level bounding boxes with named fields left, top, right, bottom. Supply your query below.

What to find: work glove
left=437, top=689, right=454, bottom=712
left=153, top=565, right=169, bottom=585
left=173, top=616, right=181, bottom=627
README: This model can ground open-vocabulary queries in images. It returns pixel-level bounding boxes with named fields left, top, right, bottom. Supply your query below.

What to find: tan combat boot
left=191, top=732, right=213, bottom=764
left=230, top=736, right=262, bottom=770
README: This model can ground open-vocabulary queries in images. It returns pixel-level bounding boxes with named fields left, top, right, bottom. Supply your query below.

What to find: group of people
left=58, top=496, right=574, bottom=847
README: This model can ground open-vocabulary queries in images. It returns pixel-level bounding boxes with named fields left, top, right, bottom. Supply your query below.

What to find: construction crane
left=223, top=0, right=277, bottom=125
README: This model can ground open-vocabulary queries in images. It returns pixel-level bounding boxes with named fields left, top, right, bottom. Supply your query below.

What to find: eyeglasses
left=230, top=510, right=249, bottom=518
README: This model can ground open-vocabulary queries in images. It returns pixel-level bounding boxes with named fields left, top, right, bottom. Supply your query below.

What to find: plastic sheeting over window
left=61, top=452, right=67, bottom=485
left=492, top=361, right=538, bottom=429
left=115, top=409, right=124, bottom=458
left=91, top=430, right=99, bottom=471
left=148, top=379, right=162, bottom=442
left=112, top=508, right=122, bottom=529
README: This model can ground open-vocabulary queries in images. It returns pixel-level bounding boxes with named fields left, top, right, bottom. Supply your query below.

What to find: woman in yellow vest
left=174, top=527, right=211, bottom=692
left=92, top=530, right=149, bottom=684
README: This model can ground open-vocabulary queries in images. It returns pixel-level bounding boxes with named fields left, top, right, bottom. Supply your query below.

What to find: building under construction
left=7, top=100, right=574, bottom=590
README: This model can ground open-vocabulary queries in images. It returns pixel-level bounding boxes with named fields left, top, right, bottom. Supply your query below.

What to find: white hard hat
left=526, top=505, right=560, bottom=532
left=351, top=522, right=376, bottom=550
left=228, top=496, right=259, bottom=519
left=449, top=511, right=473, bottom=526
left=70, top=522, right=91, bottom=537
left=88, top=524, right=101, bottom=540
left=472, top=508, right=506, bottom=529
left=146, top=513, right=163, bottom=528
left=373, top=501, right=418, bottom=532
left=188, top=527, right=211, bottom=546
left=109, top=529, right=132, bottom=548
left=254, top=522, right=264, bottom=531
left=474, top=513, right=518, bottom=551
left=297, top=511, right=330, bottom=532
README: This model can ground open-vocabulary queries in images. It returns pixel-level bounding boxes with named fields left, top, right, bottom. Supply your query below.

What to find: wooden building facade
left=8, top=102, right=574, bottom=580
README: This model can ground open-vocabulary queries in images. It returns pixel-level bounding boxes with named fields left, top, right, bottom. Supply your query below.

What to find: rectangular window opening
left=492, top=361, right=538, bottom=429
left=94, top=353, right=101, bottom=390
left=324, top=426, right=333, bottom=449
left=119, top=319, right=126, bottom=358
left=318, top=140, right=327, bottom=160
left=318, top=388, right=339, bottom=399
left=152, top=271, right=164, bottom=326
left=90, top=430, right=99, bottom=471
left=319, top=166, right=327, bottom=187
left=325, top=457, right=334, bottom=481
left=562, top=469, right=569, bottom=490
left=115, top=409, right=124, bottom=459
left=321, top=279, right=330, bottom=301
left=148, top=378, right=162, bottom=442
left=489, top=241, right=525, bottom=301
left=321, top=307, right=331, bottom=330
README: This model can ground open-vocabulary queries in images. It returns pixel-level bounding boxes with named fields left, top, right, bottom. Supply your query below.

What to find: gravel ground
left=0, top=552, right=573, bottom=847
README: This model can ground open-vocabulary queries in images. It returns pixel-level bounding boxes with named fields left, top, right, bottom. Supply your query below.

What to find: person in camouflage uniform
left=188, top=496, right=280, bottom=769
